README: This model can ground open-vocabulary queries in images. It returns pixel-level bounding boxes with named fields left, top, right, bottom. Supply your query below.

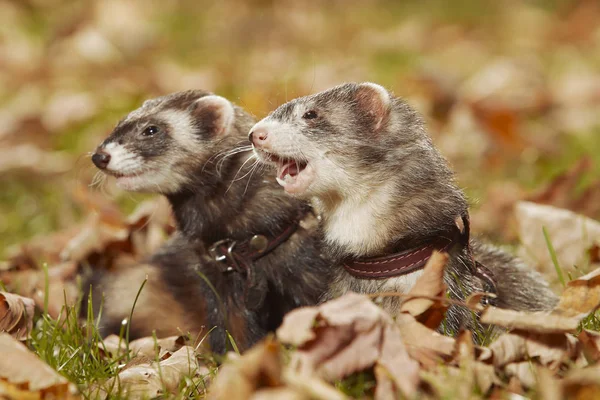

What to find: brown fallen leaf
left=554, top=267, right=600, bottom=318
left=515, top=201, right=600, bottom=276
left=0, top=333, right=76, bottom=395
left=400, top=251, right=449, bottom=328
left=483, top=330, right=583, bottom=371
left=277, top=293, right=420, bottom=398
left=97, top=345, right=206, bottom=399
left=209, top=337, right=282, bottom=400
left=480, top=306, right=580, bottom=334
left=562, top=365, right=600, bottom=399
left=1, top=262, right=80, bottom=319
left=250, top=387, right=307, bottom=400
left=0, top=291, right=35, bottom=340
left=396, top=312, right=456, bottom=364
left=282, top=368, right=348, bottom=400
left=129, top=335, right=188, bottom=359
left=535, top=366, right=562, bottom=400
left=505, top=361, right=537, bottom=388
left=579, top=330, right=600, bottom=363
left=98, top=334, right=126, bottom=357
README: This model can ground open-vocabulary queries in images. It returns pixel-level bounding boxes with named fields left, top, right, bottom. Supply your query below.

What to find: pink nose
left=248, top=127, right=269, bottom=146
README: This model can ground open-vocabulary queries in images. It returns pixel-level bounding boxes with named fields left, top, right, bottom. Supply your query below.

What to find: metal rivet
left=249, top=234, right=269, bottom=253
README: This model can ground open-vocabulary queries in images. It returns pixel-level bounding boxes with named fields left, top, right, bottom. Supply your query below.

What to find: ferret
left=249, top=82, right=557, bottom=335
left=85, top=90, right=331, bottom=353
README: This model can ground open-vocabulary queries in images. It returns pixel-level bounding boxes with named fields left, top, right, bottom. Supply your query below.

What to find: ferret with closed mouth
left=249, top=82, right=557, bottom=335
left=85, top=90, right=331, bottom=353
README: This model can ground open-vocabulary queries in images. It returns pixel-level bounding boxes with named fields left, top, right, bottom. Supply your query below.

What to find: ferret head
left=249, top=82, right=432, bottom=199
left=92, top=90, right=237, bottom=194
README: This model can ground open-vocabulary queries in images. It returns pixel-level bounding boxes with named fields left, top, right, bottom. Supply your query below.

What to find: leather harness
left=343, top=212, right=498, bottom=301
left=206, top=209, right=307, bottom=309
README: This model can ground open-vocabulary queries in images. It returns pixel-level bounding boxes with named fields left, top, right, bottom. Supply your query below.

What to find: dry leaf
left=0, top=292, right=35, bottom=340
left=505, top=361, right=537, bottom=388
left=516, top=201, right=600, bottom=275
left=209, top=337, right=282, bottom=400
left=98, top=345, right=206, bottom=399
left=579, top=330, right=600, bottom=363
left=484, top=330, right=582, bottom=371
left=250, top=387, right=307, bottom=400
left=282, top=369, right=348, bottom=400
left=129, top=335, right=188, bottom=359
left=535, top=366, right=562, bottom=400
left=396, top=313, right=456, bottom=364
left=554, top=267, right=600, bottom=318
left=562, top=365, right=600, bottom=399
left=480, top=306, right=580, bottom=333
left=277, top=293, right=419, bottom=397
left=400, top=251, right=448, bottom=328
left=0, top=333, right=75, bottom=395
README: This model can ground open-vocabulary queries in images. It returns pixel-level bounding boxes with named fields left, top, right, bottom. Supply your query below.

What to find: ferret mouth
left=261, top=152, right=314, bottom=195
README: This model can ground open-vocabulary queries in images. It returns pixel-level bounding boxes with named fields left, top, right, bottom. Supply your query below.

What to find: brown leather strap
left=343, top=237, right=454, bottom=279
left=208, top=209, right=306, bottom=274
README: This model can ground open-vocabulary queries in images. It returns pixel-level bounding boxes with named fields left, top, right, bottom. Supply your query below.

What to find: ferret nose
left=248, top=127, right=268, bottom=145
left=92, top=151, right=111, bottom=169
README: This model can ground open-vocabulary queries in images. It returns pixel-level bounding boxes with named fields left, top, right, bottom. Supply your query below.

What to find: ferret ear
left=191, top=95, right=235, bottom=137
left=354, top=82, right=391, bottom=132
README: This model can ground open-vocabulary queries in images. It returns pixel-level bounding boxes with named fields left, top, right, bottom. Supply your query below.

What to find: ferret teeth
left=284, top=173, right=292, bottom=182
left=276, top=177, right=286, bottom=187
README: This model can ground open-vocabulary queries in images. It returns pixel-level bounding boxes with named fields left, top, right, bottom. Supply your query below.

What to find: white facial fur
left=100, top=140, right=189, bottom=193
left=251, top=117, right=354, bottom=197
left=97, top=94, right=236, bottom=195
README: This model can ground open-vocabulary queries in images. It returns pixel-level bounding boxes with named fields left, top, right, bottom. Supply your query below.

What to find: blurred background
left=1, top=0, right=599, bottom=258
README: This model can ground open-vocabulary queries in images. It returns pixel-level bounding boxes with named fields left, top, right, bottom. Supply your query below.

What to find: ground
left=0, top=0, right=599, bottom=398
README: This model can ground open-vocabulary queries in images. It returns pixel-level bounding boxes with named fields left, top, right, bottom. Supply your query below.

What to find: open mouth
left=260, top=152, right=314, bottom=195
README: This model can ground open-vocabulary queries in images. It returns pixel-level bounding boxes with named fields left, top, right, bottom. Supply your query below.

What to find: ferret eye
left=302, top=110, right=318, bottom=120
left=142, top=126, right=159, bottom=136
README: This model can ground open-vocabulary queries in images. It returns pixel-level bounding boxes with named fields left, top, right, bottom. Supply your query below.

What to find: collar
left=207, top=208, right=308, bottom=274
left=343, top=236, right=455, bottom=279
left=343, top=213, right=470, bottom=280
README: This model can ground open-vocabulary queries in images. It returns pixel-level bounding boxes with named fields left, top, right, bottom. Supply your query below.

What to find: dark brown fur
left=84, top=90, right=331, bottom=353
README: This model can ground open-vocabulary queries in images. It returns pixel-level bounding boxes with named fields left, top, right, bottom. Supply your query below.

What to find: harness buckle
left=208, top=239, right=239, bottom=271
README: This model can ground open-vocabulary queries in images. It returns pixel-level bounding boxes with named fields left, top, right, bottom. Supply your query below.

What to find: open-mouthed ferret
left=250, top=82, right=557, bottom=337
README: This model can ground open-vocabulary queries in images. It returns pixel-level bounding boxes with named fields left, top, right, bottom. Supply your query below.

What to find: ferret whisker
left=242, top=159, right=261, bottom=196
left=225, top=158, right=258, bottom=194
left=214, top=146, right=253, bottom=176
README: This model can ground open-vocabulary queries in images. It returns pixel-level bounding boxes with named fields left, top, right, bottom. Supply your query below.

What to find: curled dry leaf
left=0, top=292, right=35, bottom=340
left=96, top=335, right=187, bottom=360
left=396, top=313, right=456, bottom=365
left=400, top=251, right=448, bottom=328
left=554, top=267, right=600, bottom=318
left=483, top=330, right=583, bottom=372
left=516, top=201, right=600, bottom=275
left=209, top=337, right=282, bottom=400
left=579, top=330, right=600, bottom=363
left=277, top=293, right=420, bottom=398
left=0, top=262, right=79, bottom=319
left=129, top=335, right=188, bottom=359
left=97, top=345, right=206, bottom=400
left=0, top=333, right=75, bottom=395
left=480, top=306, right=580, bottom=334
